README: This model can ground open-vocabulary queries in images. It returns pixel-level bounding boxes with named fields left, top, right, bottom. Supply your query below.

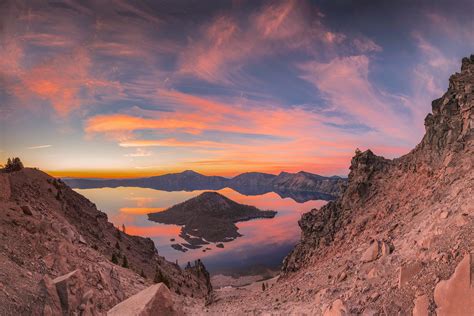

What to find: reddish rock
left=434, top=254, right=474, bottom=315
left=107, top=283, right=181, bottom=316
left=361, top=241, right=380, bottom=263
left=21, top=205, right=33, bottom=216
left=412, top=294, right=429, bottom=316
left=323, top=299, right=347, bottom=316
left=53, top=269, right=85, bottom=314
left=40, top=276, right=62, bottom=316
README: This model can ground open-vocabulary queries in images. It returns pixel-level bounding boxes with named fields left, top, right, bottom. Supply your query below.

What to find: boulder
left=323, top=299, right=347, bottom=316
left=361, top=241, right=379, bottom=262
left=412, top=294, right=429, bottom=316
left=399, top=261, right=423, bottom=288
left=439, top=211, right=449, bottom=219
left=434, top=254, right=474, bottom=315
left=107, top=283, right=181, bottom=316
left=21, top=205, right=34, bottom=216
left=53, top=269, right=85, bottom=314
left=380, top=241, right=392, bottom=257
left=39, top=276, right=62, bottom=316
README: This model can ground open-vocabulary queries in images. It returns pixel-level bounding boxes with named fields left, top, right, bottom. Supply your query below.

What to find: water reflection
left=75, top=187, right=326, bottom=275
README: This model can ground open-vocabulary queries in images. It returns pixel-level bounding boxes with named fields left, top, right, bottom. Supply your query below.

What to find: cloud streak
left=27, top=145, right=52, bottom=150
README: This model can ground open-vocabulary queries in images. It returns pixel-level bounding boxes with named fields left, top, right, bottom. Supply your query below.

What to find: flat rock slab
left=434, top=254, right=474, bottom=315
left=107, top=283, right=181, bottom=316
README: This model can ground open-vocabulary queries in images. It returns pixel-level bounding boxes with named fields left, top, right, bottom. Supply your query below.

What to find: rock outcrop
left=277, top=55, right=474, bottom=313
left=0, top=168, right=212, bottom=315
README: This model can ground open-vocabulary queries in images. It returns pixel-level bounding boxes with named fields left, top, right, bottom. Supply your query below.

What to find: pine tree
left=140, top=269, right=146, bottom=278
left=262, top=283, right=266, bottom=291
left=116, top=229, right=122, bottom=241
left=111, top=253, right=118, bottom=264
left=115, top=241, right=120, bottom=250
left=122, top=255, right=129, bottom=268
left=4, top=157, right=24, bottom=172
left=122, top=224, right=126, bottom=233
left=153, top=267, right=170, bottom=288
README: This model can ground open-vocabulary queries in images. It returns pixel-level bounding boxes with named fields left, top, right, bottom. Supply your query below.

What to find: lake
left=74, top=187, right=327, bottom=275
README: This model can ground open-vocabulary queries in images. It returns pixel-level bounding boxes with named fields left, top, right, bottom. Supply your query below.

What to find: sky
left=0, top=0, right=473, bottom=178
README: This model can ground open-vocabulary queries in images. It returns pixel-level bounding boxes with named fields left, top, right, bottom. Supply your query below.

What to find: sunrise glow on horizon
left=1, top=1, right=473, bottom=178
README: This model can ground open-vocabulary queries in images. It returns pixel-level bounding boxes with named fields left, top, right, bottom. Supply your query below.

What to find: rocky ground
left=186, top=56, right=474, bottom=314
left=0, top=167, right=211, bottom=315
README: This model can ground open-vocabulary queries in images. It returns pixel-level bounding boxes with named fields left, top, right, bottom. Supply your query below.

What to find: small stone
left=370, top=292, right=380, bottom=301
left=78, top=235, right=87, bottom=245
left=367, top=267, right=378, bottom=279
left=337, top=272, right=347, bottom=282
left=440, top=211, right=449, bottom=219
left=21, top=205, right=34, bottom=216
left=361, top=241, right=380, bottom=262
left=380, top=242, right=392, bottom=256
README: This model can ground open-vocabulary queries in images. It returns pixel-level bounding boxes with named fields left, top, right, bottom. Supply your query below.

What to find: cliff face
left=274, top=56, right=474, bottom=314
left=0, top=168, right=212, bottom=315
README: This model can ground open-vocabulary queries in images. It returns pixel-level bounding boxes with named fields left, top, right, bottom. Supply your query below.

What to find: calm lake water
left=75, top=187, right=326, bottom=275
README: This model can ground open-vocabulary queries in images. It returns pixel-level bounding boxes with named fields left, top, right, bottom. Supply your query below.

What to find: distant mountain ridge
left=64, top=170, right=347, bottom=202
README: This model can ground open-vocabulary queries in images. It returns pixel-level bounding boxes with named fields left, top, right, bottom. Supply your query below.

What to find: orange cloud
left=119, top=139, right=228, bottom=149
left=85, top=114, right=207, bottom=135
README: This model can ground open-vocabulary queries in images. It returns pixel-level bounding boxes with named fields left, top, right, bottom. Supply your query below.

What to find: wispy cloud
left=27, top=145, right=52, bottom=150
left=124, top=148, right=152, bottom=157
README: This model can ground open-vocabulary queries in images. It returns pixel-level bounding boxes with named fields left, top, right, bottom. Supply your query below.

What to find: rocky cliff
left=0, top=168, right=212, bottom=315
left=199, top=56, right=473, bottom=315
left=278, top=56, right=474, bottom=314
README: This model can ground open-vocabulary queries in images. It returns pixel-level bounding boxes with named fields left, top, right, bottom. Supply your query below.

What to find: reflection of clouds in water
left=120, top=207, right=165, bottom=214
left=75, top=187, right=327, bottom=272
left=126, top=225, right=180, bottom=237
left=124, top=196, right=157, bottom=207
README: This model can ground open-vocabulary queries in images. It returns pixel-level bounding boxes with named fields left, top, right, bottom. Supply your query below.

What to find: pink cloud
left=299, top=55, right=416, bottom=143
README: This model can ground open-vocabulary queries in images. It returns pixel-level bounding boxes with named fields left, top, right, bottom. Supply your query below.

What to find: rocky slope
left=148, top=192, right=276, bottom=243
left=195, top=56, right=474, bottom=314
left=0, top=168, right=212, bottom=315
